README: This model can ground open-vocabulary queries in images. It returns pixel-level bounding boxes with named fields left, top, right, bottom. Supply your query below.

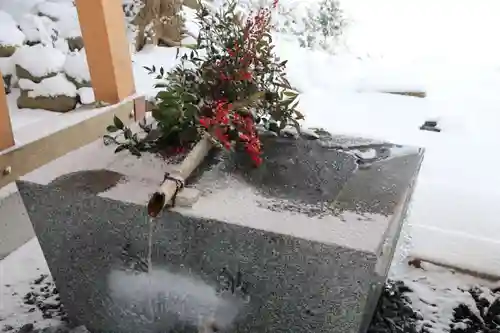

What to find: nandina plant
left=106, top=0, right=303, bottom=166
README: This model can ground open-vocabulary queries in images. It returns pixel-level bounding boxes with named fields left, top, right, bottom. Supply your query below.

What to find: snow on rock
left=14, top=44, right=66, bottom=78
left=78, top=87, right=95, bottom=105
left=0, top=57, right=15, bottom=76
left=63, top=49, right=90, bottom=86
left=19, top=73, right=77, bottom=98
left=18, top=13, right=58, bottom=44
left=0, top=11, right=26, bottom=48
left=36, top=1, right=77, bottom=22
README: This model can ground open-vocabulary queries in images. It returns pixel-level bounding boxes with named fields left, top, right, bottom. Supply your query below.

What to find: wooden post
left=0, top=74, right=15, bottom=151
left=75, top=0, right=135, bottom=104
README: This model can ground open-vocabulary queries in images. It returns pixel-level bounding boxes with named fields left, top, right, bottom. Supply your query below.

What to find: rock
left=67, top=37, right=84, bottom=52
left=13, top=45, right=66, bottom=83
left=183, top=0, right=201, bottom=9
left=17, top=74, right=78, bottom=112
left=17, top=324, right=34, bottom=333
left=16, top=65, right=58, bottom=84
left=423, top=120, right=438, bottom=128
left=18, top=14, right=58, bottom=46
left=36, top=2, right=78, bottom=22
left=0, top=11, right=26, bottom=57
left=2, top=325, right=14, bottom=332
left=77, top=88, right=95, bottom=105
left=17, top=90, right=77, bottom=113
left=368, top=280, right=427, bottom=333
left=34, top=274, right=48, bottom=285
left=16, top=135, right=424, bottom=333
left=3, top=74, right=12, bottom=94
left=64, top=50, right=91, bottom=88
left=419, top=125, right=441, bottom=132
left=0, top=46, right=18, bottom=58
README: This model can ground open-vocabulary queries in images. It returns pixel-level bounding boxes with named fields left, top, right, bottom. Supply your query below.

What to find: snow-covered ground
left=1, top=1, right=500, bottom=331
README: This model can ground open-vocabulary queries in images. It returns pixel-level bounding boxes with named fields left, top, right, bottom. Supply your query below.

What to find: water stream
left=147, top=215, right=155, bottom=273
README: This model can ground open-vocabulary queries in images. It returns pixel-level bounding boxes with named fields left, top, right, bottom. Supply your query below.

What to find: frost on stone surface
left=19, top=73, right=77, bottom=98
left=14, top=44, right=66, bottom=77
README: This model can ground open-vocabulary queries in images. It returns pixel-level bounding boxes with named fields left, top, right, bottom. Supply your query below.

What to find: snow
left=0, top=238, right=58, bottom=330
left=78, top=87, right=95, bottom=105
left=36, top=1, right=77, bottom=22
left=18, top=14, right=58, bottom=44
left=13, top=44, right=66, bottom=77
left=0, top=11, right=26, bottom=47
left=0, top=57, right=15, bottom=76
left=19, top=73, right=77, bottom=98
left=392, top=261, right=496, bottom=333
left=63, top=49, right=91, bottom=84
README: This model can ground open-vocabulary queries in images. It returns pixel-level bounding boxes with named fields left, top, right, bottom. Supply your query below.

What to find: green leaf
left=294, top=109, right=305, bottom=120
left=152, top=108, right=163, bottom=120
left=184, top=103, right=199, bottom=118
left=129, top=146, right=142, bottom=157
left=153, top=83, right=169, bottom=89
left=106, top=125, right=119, bottom=133
left=283, top=91, right=298, bottom=97
left=268, top=122, right=279, bottom=133
left=143, top=129, right=162, bottom=142
left=124, top=128, right=133, bottom=140
left=113, top=116, right=124, bottom=130
left=182, top=93, right=197, bottom=103
left=115, top=145, right=127, bottom=153
left=157, top=91, right=178, bottom=102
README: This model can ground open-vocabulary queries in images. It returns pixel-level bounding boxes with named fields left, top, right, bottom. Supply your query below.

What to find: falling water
left=147, top=216, right=155, bottom=273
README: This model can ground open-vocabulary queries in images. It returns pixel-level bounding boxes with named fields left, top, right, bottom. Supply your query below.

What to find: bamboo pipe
left=146, top=92, right=266, bottom=217
left=147, top=134, right=213, bottom=217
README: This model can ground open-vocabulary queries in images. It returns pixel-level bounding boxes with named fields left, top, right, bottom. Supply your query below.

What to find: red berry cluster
left=199, top=99, right=262, bottom=166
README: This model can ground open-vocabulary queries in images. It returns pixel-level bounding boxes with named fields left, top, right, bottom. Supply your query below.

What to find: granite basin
left=17, top=132, right=424, bottom=333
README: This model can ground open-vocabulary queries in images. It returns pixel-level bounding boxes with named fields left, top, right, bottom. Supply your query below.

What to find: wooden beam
left=75, top=0, right=135, bottom=104
left=0, top=74, right=15, bottom=151
left=0, top=100, right=136, bottom=188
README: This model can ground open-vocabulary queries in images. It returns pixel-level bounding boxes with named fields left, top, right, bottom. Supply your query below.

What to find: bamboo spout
left=147, top=135, right=213, bottom=217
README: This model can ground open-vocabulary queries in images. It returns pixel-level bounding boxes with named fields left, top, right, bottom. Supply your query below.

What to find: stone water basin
left=17, top=132, right=424, bottom=333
